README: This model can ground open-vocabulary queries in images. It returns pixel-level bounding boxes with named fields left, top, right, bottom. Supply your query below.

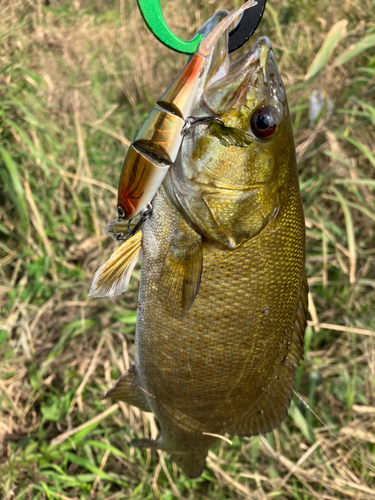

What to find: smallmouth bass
left=90, top=11, right=307, bottom=478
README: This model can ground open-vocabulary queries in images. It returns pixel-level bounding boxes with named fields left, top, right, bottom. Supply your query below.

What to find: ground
left=0, top=0, right=374, bottom=498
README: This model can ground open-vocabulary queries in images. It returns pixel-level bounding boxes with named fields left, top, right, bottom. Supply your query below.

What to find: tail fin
left=132, top=439, right=207, bottom=478
left=88, top=229, right=142, bottom=298
left=171, top=452, right=207, bottom=479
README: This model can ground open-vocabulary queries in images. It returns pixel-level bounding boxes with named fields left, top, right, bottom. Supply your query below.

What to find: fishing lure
left=116, top=0, right=258, bottom=223
left=89, top=0, right=266, bottom=297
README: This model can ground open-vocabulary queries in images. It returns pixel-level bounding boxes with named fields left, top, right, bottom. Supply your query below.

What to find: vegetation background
left=0, top=0, right=374, bottom=498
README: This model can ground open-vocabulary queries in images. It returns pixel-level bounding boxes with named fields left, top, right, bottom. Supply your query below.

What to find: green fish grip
left=137, top=0, right=268, bottom=54
left=136, top=0, right=203, bottom=54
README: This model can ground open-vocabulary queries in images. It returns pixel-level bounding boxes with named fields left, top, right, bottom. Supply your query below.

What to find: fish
left=89, top=10, right=308, bottom=478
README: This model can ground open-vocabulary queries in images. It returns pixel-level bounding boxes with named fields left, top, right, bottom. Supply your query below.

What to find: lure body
left=117, top=53, right=205, bottom=220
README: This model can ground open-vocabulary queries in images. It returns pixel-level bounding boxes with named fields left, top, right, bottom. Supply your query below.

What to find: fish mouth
left=186, top=10, right=284, bottom=120
left=187, top=10, right=286, bottom=121
left=202, top=35, right=285, bottom=119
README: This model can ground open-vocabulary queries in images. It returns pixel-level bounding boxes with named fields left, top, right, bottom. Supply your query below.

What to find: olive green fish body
left=104, top=16, right=307, bottom=478
left=133, top=159, right=306, bottom=475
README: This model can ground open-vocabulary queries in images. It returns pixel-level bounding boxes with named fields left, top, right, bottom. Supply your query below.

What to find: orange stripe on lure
left=117, top=0, right=257, bottom=222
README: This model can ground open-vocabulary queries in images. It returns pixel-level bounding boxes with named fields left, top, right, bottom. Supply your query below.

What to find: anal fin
left=105, top=365, right=151, bottom=413
left=230, top=274, right=309, bottom=436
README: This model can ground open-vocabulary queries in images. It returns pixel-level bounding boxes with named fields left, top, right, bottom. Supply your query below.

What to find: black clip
left=228, top=0, right=267, bottom=53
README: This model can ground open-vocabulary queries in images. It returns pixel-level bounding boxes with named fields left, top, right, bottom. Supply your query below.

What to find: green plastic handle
left=137, top=0, right=204, bottom=54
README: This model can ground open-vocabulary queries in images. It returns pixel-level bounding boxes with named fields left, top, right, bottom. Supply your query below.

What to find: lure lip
left=197, top=0, right=257, bottom=57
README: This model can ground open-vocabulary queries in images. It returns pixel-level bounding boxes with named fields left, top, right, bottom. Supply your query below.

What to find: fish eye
left=250, top=106, right=279, bottom=140
left=117, top=206, right=126, bottom=219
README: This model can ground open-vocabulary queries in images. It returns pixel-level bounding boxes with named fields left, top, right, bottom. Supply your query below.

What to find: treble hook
left=137, top=0, right=267, bottom=55
left=116, top=204, right=153, bottom=242
left=181, top=116, right=224, bottom=136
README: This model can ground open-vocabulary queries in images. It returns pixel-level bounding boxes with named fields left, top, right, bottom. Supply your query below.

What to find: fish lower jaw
left=187, top=180, right=266, bottom=192
left=208, top=182, right=265, bottom=192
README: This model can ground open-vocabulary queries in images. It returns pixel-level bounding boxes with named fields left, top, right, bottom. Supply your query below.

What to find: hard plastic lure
left=116, top=1, right=258, bottom=222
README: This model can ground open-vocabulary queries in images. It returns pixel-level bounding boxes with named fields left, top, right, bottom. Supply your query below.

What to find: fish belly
left=135, top=185, right=306, bottom=453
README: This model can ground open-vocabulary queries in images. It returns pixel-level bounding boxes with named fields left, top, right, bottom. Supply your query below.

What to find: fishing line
left=292, top=389, right=375, bottom=473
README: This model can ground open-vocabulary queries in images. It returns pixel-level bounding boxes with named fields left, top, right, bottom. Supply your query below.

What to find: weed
left=0, top=0, right=374, bottom=498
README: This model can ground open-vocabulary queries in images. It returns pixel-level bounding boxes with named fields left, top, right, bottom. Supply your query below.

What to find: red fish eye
left=251, top=106, right=279, bottom=139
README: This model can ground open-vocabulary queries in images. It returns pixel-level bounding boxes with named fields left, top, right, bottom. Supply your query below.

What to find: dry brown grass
left=0, top=0, right=374, bottom=498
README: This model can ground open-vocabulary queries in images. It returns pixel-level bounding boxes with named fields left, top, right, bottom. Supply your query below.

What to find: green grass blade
left=352, top=98, right=375, bottom=123
left=83, top=440, right=130, bottom=461
left=0, top=22, right=27, bottom=43
left=64, top=451, right=127, bottom=486
left=331, top=187, right=356, bottom=284
left=289, top=400, right=312, bottom=442
left=333, top=179, right=375, bottom=188
left=304, top=20, right=347, bottom=85
left=325, top=194, right=375, bottom=223
left=334, top=33, right=375, bottom=66
left=334, top=132, right=375, bottom=169
left=0, top=147, right=29, bottom=225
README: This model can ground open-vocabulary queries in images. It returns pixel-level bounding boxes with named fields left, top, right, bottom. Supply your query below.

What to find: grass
left=0, top=0, right=374, bottom=498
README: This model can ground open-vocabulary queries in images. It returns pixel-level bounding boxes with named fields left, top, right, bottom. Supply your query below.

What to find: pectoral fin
left=158, top=228, right=203, bottom=319
left=105, top=365, right=151, bottom=413
left=88, top=231, right=142, bottom=298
